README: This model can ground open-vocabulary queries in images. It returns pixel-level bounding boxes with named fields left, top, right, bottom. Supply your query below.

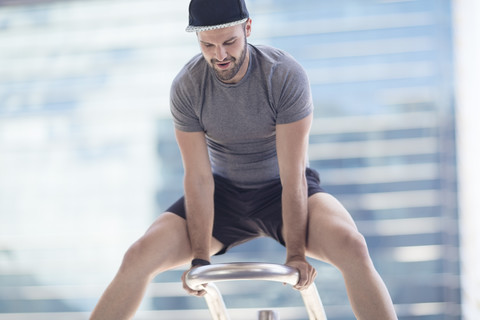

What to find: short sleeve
left=170, top=70, right=204, bottom=132
left=272, top=56, right=313, bottom=124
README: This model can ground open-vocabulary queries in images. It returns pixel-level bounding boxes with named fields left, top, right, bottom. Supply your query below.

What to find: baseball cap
left=186, top=0, right=249, bottom=32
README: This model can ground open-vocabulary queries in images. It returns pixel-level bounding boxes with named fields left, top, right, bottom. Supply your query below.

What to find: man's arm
left=175, top=129, right=214, bottom=286
left=276, top=113, right=317, bottom=290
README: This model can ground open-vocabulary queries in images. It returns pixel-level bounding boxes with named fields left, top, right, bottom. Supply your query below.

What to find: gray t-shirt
left=170, top=44, right=313, bottom=188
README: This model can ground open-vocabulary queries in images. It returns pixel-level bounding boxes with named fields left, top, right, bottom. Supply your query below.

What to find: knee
left=334, top=230, right=372, bottom=269
left=119, top=237, right=155, bottom=276
left=345, top=231, right=370, bottom=259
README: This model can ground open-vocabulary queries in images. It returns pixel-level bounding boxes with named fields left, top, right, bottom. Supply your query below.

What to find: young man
left=90, top=0, right=398, bottom=319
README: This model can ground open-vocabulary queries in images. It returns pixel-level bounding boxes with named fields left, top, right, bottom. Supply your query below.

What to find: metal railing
left=185, top=262, right=327, bottom=320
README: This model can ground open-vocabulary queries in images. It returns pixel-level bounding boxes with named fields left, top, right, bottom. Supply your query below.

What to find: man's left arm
left=276, top=113, right=317, bottom=290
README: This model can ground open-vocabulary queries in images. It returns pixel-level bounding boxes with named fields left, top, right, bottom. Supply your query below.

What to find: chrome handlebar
left=186, top=262, right=300, bottom=289
left=185, top=262, right=327, bottom=320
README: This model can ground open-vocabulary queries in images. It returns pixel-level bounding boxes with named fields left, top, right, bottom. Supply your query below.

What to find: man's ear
left=245, top=18, right=252, bottom=37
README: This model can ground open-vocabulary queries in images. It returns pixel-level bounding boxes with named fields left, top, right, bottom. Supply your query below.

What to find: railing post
left=202, top=283, right=230, bottom=320
left=258, top=310, right=279, bottom=320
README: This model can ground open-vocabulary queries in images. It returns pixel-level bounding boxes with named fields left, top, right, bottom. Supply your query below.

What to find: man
left=90, top=0, right=398, bottom=319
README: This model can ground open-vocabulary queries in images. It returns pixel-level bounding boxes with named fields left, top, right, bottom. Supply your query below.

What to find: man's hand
left=181, top=266, right=208, bottom=297
left=286, top=256, right=317, bottom=291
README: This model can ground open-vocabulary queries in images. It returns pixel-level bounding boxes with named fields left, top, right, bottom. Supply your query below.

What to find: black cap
left=186, top=0, right=249, bottom=32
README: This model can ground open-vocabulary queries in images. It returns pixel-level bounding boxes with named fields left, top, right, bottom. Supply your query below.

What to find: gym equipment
left=185, top=262, right=327, bottom=320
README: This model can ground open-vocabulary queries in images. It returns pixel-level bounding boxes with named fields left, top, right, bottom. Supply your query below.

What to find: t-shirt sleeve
left=273, top=56, right=314, bottom=124
left=170, top=72, right=204, bottom=132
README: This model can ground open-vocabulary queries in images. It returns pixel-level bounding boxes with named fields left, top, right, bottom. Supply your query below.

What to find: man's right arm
left=175, top=129, right=214, bottom=267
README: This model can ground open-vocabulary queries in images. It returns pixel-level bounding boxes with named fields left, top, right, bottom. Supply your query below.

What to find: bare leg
left=306, top=193, right=397, bottom=320
left=90, top=212, right=223, bottom=320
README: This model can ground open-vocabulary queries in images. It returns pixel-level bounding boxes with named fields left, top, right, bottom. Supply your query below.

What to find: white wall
left=453, top=0, right=480, bottom=318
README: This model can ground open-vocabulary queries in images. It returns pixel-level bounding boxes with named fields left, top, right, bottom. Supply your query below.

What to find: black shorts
left=165, top=167, right=325, bottom=255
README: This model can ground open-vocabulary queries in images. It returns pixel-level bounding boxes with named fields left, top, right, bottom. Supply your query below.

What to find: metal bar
left=202, top=283, right=230, bottom=320
left=258, top=310, right=279, bottom=320
left=185, top=263, right=327, bottom=320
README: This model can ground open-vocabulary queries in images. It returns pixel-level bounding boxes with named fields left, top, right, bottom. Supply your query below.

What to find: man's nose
left=215, top=46, right=227, bottom=61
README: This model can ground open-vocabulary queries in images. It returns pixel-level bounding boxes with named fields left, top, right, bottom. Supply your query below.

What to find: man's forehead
left=197, top=24, right=243, bottom=42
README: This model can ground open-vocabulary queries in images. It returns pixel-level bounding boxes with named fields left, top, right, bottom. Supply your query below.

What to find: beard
left=211, top=38, right=248, bottom=82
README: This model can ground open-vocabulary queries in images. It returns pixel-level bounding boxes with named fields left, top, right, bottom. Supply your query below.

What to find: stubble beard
left=211, top=37, right=248, bottom=82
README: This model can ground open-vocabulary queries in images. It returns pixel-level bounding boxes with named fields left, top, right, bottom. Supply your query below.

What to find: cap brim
left=186, top=18, right=248, bottom=32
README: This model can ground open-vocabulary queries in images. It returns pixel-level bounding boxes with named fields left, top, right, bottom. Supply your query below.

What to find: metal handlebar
left=185, top=263, right=327, bottom=320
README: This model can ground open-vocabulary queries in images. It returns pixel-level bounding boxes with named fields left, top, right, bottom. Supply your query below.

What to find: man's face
left=197, top=19, right=252, bottom=84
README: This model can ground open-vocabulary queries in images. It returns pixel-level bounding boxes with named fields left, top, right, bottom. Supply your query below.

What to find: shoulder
left=250, top=44, right=291, bottom=61
left=171, top=53, right=207, bottom=91
left=250, top=46, right=313, bottom=123
left=250, top=44, right=308, bottom=83
left=170, top=54, right=208, bottom=131
left=251, top=45, right=303, bottom=70
left=250, top=44, right=310, bottom=89
left=170, top=54, right=207, bottom=113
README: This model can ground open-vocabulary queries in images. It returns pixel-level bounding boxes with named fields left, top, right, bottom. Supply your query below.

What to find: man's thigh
left=136, top=213, right=224, bottom=272
left=305, top=192, right=360, bottom=262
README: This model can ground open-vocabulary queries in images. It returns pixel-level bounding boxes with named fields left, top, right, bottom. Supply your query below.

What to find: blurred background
left=0, top=0, right=478, bottom=319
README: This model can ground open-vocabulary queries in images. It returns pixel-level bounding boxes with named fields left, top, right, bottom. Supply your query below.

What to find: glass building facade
left=0, top=0, right=465, bottom=319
